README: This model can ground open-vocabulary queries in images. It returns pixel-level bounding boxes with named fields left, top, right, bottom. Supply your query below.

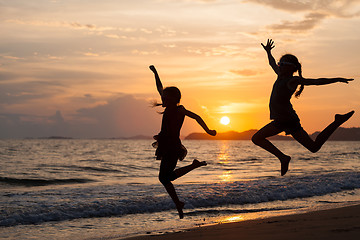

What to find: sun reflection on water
left=219, top=170, right=232, bottom=182
left=222, top=215, right=245, bottom=223
left=217, top=142, right=230, bottom=164
left=217, top=142, right=233, bottom=182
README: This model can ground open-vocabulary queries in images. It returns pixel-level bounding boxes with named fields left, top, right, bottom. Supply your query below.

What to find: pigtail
left=294, top=62, right=304, bottom=98
left=150, top=100, right=165, bottom=114
left=151, top=99, right=163, bottom=108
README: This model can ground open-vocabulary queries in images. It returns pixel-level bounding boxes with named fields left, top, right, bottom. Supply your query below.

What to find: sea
left=0, top=139, right=359, bottom=240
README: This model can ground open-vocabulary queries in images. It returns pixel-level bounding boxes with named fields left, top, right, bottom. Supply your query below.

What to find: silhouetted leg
left=292, top=111, right=354, bottom=153
left=173, top=159, right=207, bottom=179
left=252, top=122, right=291, bottom=176
left=159, top=157, right=185, bottom=219
left=163, top=182, right=184, bottom=219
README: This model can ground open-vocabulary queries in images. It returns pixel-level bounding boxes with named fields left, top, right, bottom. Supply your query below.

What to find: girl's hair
left=280, top=54, right=304, bottom=98
left=152, top=86, right=181, bottom=108
left=163, top=86, right=181, bottom=104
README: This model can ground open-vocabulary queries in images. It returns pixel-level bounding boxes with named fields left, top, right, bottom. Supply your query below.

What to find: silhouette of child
left=252, top=39, right=354, bottom=176
left=149, top=65, right=216, bottom=218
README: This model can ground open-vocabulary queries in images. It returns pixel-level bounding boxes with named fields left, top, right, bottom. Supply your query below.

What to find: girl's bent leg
left=173, top=159, right=207, bottom=179
left=292, top=111, right=354, bottom=153
left=252, top=122, right=291, bottom=176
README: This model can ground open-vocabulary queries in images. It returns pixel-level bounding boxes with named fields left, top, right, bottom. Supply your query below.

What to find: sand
left=124, top=204, right=360, bottom=240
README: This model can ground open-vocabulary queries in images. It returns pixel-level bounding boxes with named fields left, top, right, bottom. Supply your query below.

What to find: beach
left=125, top=204, right=360, bottom=240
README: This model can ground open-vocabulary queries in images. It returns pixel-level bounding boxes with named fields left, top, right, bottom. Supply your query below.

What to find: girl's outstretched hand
left=339, top=78, right=354, bottom=84
left=149, top=65, right=157, bottom=73
left=261, top=39, right=275, bottom=52
left=207, top=130, right=217, bottom=136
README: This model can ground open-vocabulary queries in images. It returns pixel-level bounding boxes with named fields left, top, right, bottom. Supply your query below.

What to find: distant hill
left=185, top=127, right=360, bottom=141
left=124, top=135, right=153, bottom=140
left=310, top=127, right=360, bottom=141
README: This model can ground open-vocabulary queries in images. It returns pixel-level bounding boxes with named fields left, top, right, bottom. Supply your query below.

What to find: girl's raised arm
left=149, top=65, right=163, bottom=96
left=182, top=108, right=216, bottom=136
left=261, top=39, right=279, bottom=75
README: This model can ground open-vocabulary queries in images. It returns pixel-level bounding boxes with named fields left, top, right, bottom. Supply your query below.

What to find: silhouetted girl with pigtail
left=252, top=39, right=354, bottom=176
left=149, top=65, right=216, bottom=219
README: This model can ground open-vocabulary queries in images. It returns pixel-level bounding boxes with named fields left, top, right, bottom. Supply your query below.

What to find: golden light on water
left=218, top=142, right=230, bottom=164
left=218, top=142, right=233, bottom=182
left=219, top=170, right=233, bottom=182
left=223, top=215, right=244, bottom=223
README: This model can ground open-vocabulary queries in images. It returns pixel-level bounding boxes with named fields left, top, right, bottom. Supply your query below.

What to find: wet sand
left=124, top=204, right=360, bottom=240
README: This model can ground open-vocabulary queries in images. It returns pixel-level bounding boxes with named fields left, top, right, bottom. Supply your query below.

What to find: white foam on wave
left=0, top=171, right=359, bottom=227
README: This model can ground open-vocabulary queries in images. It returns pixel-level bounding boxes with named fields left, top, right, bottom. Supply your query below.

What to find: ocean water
left=0, top=139, right=359, bottom=239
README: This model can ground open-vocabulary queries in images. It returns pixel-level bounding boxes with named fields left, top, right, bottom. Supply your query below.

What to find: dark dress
left=153, top=105, right=187, bottom=184
left=269, top=76, right=303, bottom=134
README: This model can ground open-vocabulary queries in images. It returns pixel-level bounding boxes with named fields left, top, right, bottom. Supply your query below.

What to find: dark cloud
left=74, top=95, right=160, bottom=138
left=0, top=81, right=63, bottom=104
left=0, top=68, right=118, bottom=105
left=0, top=71, right=20, bottom=81
left=0, top=95, right=161, bottom=139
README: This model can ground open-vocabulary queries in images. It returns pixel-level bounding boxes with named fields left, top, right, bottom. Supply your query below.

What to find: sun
left=220, top=116, right=230, bottom=125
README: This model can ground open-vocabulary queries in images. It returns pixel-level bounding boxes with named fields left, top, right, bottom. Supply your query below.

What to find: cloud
left=245, top=0, right=314, bottom=12
left=186, top=45, right=243, bottom=57
left=0, top=81, right=58, bottom=105
left=74, top=95, right=160, bottom=137
left=247, top=0, right=360, bottom=32
left=268, top=12, right=328, bottom=32
left=0, top=94, right=161, bottom=138
left=0, top=68, right=116, bottom=105
left=246, top=0, right=360, bottom=16
left=230, top=69, right=260, bottom=76
left=5, top=19, right=116, bottom=31
left=216, top=102, right=259, bottom=114
left=0, top=71, right=20, bottom=81
left=5, top=19, right=157, bottom=40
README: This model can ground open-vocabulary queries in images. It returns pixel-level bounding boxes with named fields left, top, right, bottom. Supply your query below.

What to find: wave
left=0, top=177, right=94, bottom=186
left=185, top=206, right=298, bottom=217
left=1, top=171, right=359, bottom=227
left=37, top=164, right=124, bottom=173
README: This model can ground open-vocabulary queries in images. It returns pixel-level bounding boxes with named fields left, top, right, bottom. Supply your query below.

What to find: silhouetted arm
left=300, top=77, right=354, bottom=85
left=261, top=39, right=279, bottom=75
left=289, top=76, right=354, bottom=89
left=149, top=65, right=163, bottom=96
left=182, top=108, right=216, bottom=136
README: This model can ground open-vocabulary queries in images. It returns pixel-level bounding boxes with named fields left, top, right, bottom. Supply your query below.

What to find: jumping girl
left=252, top=39, right=354, bottom=176
left=149, top=65, right=216, bottom=218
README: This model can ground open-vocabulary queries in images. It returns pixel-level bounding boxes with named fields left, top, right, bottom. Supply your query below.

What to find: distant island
left=184, top=127, right=360, bottom=141
left=33, top=127, right=360, bottom=141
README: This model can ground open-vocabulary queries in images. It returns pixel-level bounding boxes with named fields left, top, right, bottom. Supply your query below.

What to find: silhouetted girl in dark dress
left=150, top=65, right=216, bottom=218
left=252, top=39, right=354, bottom=176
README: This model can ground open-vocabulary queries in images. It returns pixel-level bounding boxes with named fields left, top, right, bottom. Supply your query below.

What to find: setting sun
left=220, top=116, right=230, bottom=125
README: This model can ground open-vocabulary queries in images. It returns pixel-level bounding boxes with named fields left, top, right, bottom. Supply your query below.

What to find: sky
left=0, top=0, right=359, bottom=138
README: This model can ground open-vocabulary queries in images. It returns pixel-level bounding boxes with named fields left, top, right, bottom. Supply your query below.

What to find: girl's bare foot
left=279, top=155, right=291, bottom=176
left=335, top=111, right=354, bottom=125
left=176, top=201, right=185, bottom=219
left=192, top=159, right=207, bottom=168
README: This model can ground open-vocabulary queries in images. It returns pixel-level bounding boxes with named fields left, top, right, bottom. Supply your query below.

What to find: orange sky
left=0, top=0, right=359, bottom=138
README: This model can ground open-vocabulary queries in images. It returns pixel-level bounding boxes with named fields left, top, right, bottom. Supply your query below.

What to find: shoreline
left=123, top=203, right=360, bottom=240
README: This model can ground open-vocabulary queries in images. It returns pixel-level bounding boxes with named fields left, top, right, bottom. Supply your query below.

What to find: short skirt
left=152, top=135, right=187, bottom=161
